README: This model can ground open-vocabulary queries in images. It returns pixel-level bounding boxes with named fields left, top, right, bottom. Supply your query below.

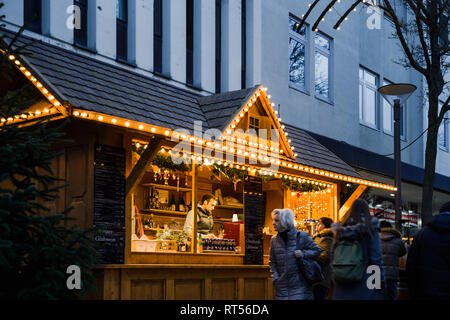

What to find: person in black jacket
left=379, top=220, right=407, bottom=300
left=312, top=217, right=334, bottom=300
left=406, top=202, right=450, bottom=299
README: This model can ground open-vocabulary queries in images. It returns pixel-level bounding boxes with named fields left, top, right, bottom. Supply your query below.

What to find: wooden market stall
left=1, top=32, right=398, bottom=300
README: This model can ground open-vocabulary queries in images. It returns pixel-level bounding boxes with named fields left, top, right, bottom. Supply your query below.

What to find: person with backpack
left=406, top=202, right=450, bottom=299
left=269, top=208, right=321, bottom=300
left=379, top=220, right=407, bottom=300
left=331, top=199, right=385, bottom=300
left=312, top=217, right=335, bottom=300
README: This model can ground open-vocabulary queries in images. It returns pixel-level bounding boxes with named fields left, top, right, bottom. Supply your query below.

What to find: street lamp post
left=378, top=84, right=416, bottom=231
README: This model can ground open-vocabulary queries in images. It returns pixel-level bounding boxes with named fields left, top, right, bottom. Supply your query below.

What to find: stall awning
left=1, top=29, right=396, bottom=191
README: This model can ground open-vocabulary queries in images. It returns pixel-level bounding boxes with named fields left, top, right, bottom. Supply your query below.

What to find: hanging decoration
left=212, top=164, right=247, bottom=191
left=132, top=144, right=191, bottom=173
left=280, top=177, right=328, bottom=193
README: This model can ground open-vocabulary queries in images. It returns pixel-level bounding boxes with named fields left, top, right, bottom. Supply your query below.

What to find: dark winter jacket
left=380, top=227, right=407, bottom=281
left=313, top=229, right=334, bottom=288
left=269, top=227, right=321, bottom=300
left=331, top=217, right=385, bottom=300
left=406, top=212, right=450, bottom=299
left=183, top=204, right=214, bottom=236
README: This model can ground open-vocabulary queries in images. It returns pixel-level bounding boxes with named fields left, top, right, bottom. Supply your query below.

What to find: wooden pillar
left=191, top=161, right=198, bottom=253
left=125, top=136, right=164, bottom=196
left=124, top=135, right=164, bottom=263
left=338, top=185, right=368, bottom=222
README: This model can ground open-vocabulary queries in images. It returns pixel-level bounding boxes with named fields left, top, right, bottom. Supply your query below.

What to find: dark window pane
left=215, top=0, right=221, bottom=93
left=24, top=0, right=42, bottom=34
left=116, top=0, right=128, bottom=61
left=154, top=0, right=162, bottom=73
left=186, top=0, right=193, bottom=85
left=289, top=17, right=306, bottom=36
left=289, top=38, right=305, bottom=87
left=74, top=0, right=88, bottom=47
left=241, top=0, right=246, bottom=89
left=116, top=0, right=128, bottom=21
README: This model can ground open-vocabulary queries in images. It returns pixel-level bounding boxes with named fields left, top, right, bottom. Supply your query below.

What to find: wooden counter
left=90, top=264, right=274, bottom=300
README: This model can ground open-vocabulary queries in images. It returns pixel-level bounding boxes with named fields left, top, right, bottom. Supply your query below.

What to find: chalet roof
left=1, top=29, right=361, bottom=178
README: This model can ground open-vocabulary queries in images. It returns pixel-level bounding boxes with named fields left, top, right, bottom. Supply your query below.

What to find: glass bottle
left=178, top=195, right=186, bottom=212
left=198, top=233, right=203, bottom=253
left=169, top=193, right=176, bottom=211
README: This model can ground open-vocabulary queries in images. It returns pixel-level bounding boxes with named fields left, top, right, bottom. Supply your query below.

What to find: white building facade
left=1, top=0, right=449, bottom=216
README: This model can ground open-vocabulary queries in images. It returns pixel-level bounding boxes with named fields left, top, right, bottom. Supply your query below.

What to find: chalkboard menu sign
left=93, top=145, right=125, bottom=264
left=244, top=175, right=265, bottom=265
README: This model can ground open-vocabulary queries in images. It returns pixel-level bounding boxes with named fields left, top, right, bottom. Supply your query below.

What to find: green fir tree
left=0, top=5, right=97, bottom=300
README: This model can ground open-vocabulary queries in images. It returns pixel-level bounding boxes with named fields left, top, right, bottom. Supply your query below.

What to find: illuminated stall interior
left=2, top=32, right=396, bottom=266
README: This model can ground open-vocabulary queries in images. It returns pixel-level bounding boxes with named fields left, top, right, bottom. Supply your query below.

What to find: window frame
left=153, top=0, right=163, bottom=74
left=215, top=0, right=222, bottom=93
left=382, top=79, right=394, bottom=136
left=384, top=0, right=407, bottom=26
left=116, top=0, right=128, bottom=62
left=382, top=79, right=407, bottom=140
left=24, top=0, right=42, bottom=34
left=314, top=31, right=333, bottom=103
left=74, top=0, right=88, bottom=48
left=438, top=101, right=449, bottom=152
left=288, top=15, right=309, bottom=94
left=186, top=0, right=194, bottom=86
left=359, top=67, right=379, bottom=130
left=241, top=0, right=247, bottom=89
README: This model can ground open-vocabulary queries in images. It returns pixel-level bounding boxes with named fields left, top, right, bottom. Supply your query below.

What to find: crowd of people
left=269, top=200, right=450, bottom=300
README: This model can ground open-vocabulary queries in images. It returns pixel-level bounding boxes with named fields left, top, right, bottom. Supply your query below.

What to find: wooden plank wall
left=94, top=266, right=274, bottom=300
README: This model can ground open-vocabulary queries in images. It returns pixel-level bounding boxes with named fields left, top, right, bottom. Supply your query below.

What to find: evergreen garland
left=212, top=164, right=247, bottom=185
left=280, top=177, right=327, bottom=193
left=132, top=145, right=191, bottom=172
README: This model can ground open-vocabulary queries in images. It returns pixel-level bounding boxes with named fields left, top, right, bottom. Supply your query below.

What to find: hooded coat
left=313, top=228, right=334, bottom=289
left=269, top=227, right=321, bottom=300
left=331, top=216, right=385, bottom=300
left=380, top=227, right=407, bottom=281
left=406, top=212, right=450, bottom=299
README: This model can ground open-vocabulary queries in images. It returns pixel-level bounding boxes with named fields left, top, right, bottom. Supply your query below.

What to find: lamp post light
left=378, top=84, right=416, bottom=231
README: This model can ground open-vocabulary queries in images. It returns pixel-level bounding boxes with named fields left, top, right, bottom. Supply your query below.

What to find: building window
left=385, top=0, right=407, bottom=25
left=74, top=0, right=88, bottom=47
left=215, top=0, right=221, bottom=93
left=382, top=80, right=393, bottom=134
left=288, top=16, right=308, bottom=92
left=154, top=0, right=162, bottom=73
left=116, top=0, right=128, bottom=61
left=359, top=67, right=378, bottom=128
left=186, top=0, right=194, bottom=86
left=382, top=79, right=406, bottom=138
left=314, top=32, right=332, bottom=101
left=249, top=117, right=260, bottom=131
left=24, top=0, right=42, bottom=34
left=241, top=0, right=246, bottom=89
left=438, top=101, right=449, bottom=151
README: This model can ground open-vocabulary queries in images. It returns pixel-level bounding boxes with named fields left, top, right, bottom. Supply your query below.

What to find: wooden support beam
left=125, top=136, right=164, bottom=196
left=338, top=185, right=368, bottom=223
left=191, top=161, right=198, bottom=253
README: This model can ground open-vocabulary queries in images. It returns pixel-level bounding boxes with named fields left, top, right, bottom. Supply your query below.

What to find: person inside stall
left=183, top=194, right=218, bottom=238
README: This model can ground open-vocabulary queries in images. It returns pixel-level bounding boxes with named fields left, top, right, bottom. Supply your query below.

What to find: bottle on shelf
left=197, top=233, right=203, bottom=253
left=148, top=214, right=154, bottom=228
left=178, top=195, right=186, bottom=212
left=169, top=193, right=177, bottom=211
